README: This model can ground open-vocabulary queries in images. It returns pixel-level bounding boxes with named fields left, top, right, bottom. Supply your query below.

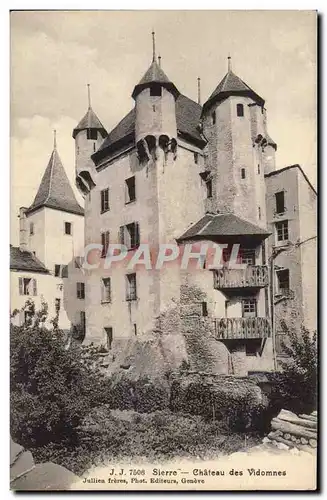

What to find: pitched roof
left=132, top=60, right=179, bottom=99
left=10, top=245, right=49, bottom=274
left=72, top=107, right=108, bottom=139
left=93, top=94, right=205, bottom=163
left=26, top=148, right=84, bottom=216
left=178, top=213, right=270, bottom=241
left=203, top=70, right=265, bottom=113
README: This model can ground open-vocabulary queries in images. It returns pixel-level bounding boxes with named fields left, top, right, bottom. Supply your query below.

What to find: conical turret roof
left=26, top=147, right=84, bottom=216
left=72, top=106, right=108, bottom=139
left=202, top=69, right=265, bottom=113
left=132, top=60, right=179, bottom=99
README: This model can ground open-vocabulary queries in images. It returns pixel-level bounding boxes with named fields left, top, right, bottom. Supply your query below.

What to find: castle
left=12, top=35, right=317, bottom=377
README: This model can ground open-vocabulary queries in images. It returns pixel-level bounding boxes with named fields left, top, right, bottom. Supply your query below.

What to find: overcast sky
left=10, top=10, right=316, bottom=245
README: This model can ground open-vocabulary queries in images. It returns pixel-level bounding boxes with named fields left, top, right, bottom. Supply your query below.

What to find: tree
left=276, top=322, right=317, bottom=414
left=10, top=301, right=110, bottom=448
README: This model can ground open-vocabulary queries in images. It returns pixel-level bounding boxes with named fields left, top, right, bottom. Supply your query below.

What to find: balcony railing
left=213, top=265, right=268, bottom=289
left=213, top=317, right=271, bottom=340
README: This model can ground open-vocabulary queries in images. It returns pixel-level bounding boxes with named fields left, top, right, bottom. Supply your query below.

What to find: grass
left=31, top=406, right=262, bottom=475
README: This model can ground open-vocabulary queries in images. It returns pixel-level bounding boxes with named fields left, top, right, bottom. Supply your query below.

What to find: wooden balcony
left=213, top=317, right=271, bottom=340
left=213, top=265, right=268, bottom=289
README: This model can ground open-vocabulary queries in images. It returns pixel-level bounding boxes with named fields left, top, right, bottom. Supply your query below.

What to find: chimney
left=19, top=207, right=28, bottom=252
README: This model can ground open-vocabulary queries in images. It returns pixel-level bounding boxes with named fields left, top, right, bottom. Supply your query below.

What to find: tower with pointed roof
left=132, top=32, right=179, bottom=162
left=13, top=133, right=86, bottom=336
left=202, top=57, right=277, bottom=227
left=73, top=85, right=108, bottom=196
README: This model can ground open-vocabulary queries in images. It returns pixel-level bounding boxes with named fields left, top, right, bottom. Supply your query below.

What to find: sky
left=10, top=10, right=317, bottom=245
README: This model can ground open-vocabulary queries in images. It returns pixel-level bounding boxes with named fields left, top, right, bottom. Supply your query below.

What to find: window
left=150, top=84, right=162, bottom=96
left=55, top=298, right=61, bottom=313
left=258, top=206, right=261, bottom=220
left=30, top=223, right=34, bottom=235
left=126, top=273, right=137, bottom=301
left=240, top=248, right=255, bottom=265
left=275, top=191, right=285, bottom=214
left=202, top=301, right=208, bottom=317
left=257, top=164, right=260, bottom=174
left=77, top=282, right=85, bottom=299
left=206, top=179, right=213, bottom=198
left=277, top=269, right=290, bottom=294
left=125, top=176, right=136, bottom=204
left=87, top=129, right=97, bottom=140
left=242, top=299, right=257, bottom=318
left=64, top=222, right=72, bottom=235
left=19, top=277, right=37, bottom=296
left=276, top=220, right=289, bottom=242
left=105, top=327, right=113, bottom=350
left=241, top=168, right=246, bottom=179
left=54, top=264, right=68, bottom=278
left=101, top=277, right=111, bottom=303
left=120, top=222, right=140, bottom=250
left=237, top=103, right=244, bottom=117
left=194, top=152, right=199, bottom=164
left=211, top=111, right=216, bottom=125
left=134, top=324, right=137, bottom=336
left=101, top=231, right=110, bottom=258
left=80, top=311, right=86, bottom=334
left=100, top=188, right=110, bottom=213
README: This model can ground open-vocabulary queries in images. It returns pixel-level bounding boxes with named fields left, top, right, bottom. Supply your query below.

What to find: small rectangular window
left=80, top=311, right=86, bottom=334
left=201, top=301, right=208, bottom=317
left=125, top=176, right=136, bottom=204
left=194, top=152, right=199, bottom=164
left=19, top=277, right=36, bottom=296
left=211, top=111, right=216, bottom=125
left=242, top=299, right=257, bottom=318
left=150, top=84, right=162, bottom=96
left=61, top=265, right=68, bottom=278
left=77, top=282, right=85, bottom=299
left=100, top=188, right=110, bottom=213
left=126, top=273, right=137, bottom=301
left=277, top=269, right=290, bottom=294
left=257, top=164, right=260, bottom=174
left=206, top=179, right=213, bottom=198
left=54, top=264, right=61, bottom=277
left=65, top=222, right=72, bottom=235
left=134, top=323, right=137, bottom=336
left=258, top=206, right=261, bottom=220
left=30, top=223, right=34, bottom=235
left=241, top=168, right=246, bottom=179
left=120, top=223, right=140, bottom=250
left=87, top=129, right=97, bottom=140
left=101, top=277, right=111, bottom=303
left=237, top=103, right=244, bottom=117
left=276, top=220, right=289, bottom=242
left=54, top=264, right=68, bottom=278
left=101, top=231, right=110, bottom=257
left=275, top=191, right=285, bottom=214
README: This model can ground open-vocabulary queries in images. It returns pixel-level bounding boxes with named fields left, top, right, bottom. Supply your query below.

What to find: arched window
left=241, top=167, right=246, bottom=179
left=237, top=103, right=244, bottom=117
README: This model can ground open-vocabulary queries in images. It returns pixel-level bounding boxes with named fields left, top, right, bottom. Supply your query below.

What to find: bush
left=108, top=373, right=170, bottom=412
left=273, top=323, right=317, bottom=414
left=10, top=306, right=112, bottom=448
left=170, top=373, right=268, bottom=431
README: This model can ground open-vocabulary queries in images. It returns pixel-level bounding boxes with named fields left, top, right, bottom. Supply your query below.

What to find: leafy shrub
left=170, top=373, right=268, bottom=431
left=272, top=323, right=317, bottom=414
left=10, top=305, right=112, bottom=448
left=108, top=373, right=170, bottom=412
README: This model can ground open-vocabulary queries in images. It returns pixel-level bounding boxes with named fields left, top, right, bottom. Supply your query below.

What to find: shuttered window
left=101, top=231, right=110, bottom=257
left=101, top=278, right=111, bottom=303
left=77, top=282, right=85, bottom=299
left=100, top=188, right=110, bottom=213
left=19, top=277, right=37, bottom=296
left=126, top=273, right=137, bottom=301
left=119, top=223, right=140, bottom=250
